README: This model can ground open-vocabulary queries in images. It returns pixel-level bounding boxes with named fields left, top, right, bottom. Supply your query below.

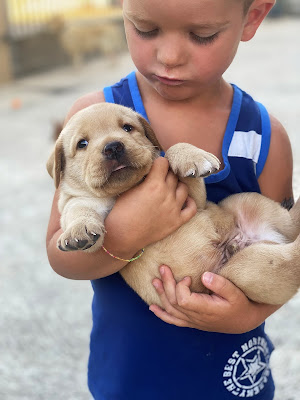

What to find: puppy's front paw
left=57, top=221, right=106, bottom=252
left=166, top=143, right=220, bottom=178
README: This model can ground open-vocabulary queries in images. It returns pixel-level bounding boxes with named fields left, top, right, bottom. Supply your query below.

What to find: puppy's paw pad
left=85, top=227, right=105, bottom=247
left=57, top=224, right=105, bottom=252
left=189, top=157, right=220, bottom=178
left=182, top=157, right=220, bottom=178
left=57, top=236, right=86, bottom=252
left=185, top=168, right=197, bottom=178
left=86, top=230, right=100, bottom=241
left=75, top=238, right=89, bottom=249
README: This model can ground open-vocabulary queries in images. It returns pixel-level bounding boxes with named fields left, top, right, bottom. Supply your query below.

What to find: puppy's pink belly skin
left=217, top=222, right=288, bottom=270
left=235, top=217, right=289, bottom=245
left=219, top=192, right=293, bottom=247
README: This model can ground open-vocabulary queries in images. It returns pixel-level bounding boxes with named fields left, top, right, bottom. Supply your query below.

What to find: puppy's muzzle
left=103, top=141, right=125, bottom=161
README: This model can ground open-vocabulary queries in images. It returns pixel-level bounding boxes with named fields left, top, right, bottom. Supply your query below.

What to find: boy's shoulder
left=258, top=112, right=293, bottom=203
left=64, top=91, right=105, bottom=125
left=268, top=114, right=292, bottom=168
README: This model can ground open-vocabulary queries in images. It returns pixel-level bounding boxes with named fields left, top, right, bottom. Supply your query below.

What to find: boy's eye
left=77, top=139, right=89, bottom=149
left=123, top=124, right=133, bottom=132
left=134, top=26, right=158, bottom=39
left=190, top=32, right=219, bottom=45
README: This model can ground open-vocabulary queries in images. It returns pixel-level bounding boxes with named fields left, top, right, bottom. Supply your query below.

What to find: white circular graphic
left=223, top=336, right=271, bottom=397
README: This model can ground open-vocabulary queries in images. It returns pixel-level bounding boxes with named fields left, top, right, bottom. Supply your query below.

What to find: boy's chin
left=154, top=83, right=194, bottom=102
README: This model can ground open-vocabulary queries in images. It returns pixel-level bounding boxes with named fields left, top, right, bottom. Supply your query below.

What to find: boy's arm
left=150, top=116, right=295, bottom=333
left=46, top=189, right=133, bottom=280
left=46, top=93, right=197, bottom=280
left=47, top=166, right=197, bottom=280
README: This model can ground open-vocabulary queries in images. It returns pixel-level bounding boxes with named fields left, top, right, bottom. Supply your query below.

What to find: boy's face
left=123, top=0, right=270, bottom=101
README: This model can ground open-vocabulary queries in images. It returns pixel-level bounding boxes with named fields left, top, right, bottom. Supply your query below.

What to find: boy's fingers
left=149, top=305, right=190, bottom=328
left=145, top=157, right=170, bottom=181
left=165, top=170, right=180, bottom=191
left=202, top=272, right=242, bottom=303
left=175, top=277, right=214, bottom=313
left=159, top=266, right=178, bottom=305
left=152, top=277, right=176, bottom=310
left=152, top=277, right=191, bottom=321
left=175, top=181, right=189, bottom=203
left=179, top=196, right=197, bottom=222
left=175, top=276, right=192, bottom=307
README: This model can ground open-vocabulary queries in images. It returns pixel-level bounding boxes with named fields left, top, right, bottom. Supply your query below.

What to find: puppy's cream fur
left=47, top=103, right=300, bottom=306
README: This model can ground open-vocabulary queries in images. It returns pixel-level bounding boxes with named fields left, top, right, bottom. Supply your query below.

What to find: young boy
left=46, top=0, right=294, bottom=398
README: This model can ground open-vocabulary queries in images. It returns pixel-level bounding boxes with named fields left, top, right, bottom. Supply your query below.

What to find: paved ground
left=1, top=17, right=299, bottom=400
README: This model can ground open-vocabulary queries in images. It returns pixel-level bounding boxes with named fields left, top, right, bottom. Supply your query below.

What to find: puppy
left=47, top=103, right=300, bottom=306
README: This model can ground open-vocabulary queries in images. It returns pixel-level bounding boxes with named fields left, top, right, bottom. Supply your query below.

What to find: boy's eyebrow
left=124, top=11, right=154, bottom=24
left=189, top=21, right=230, bottom=30
left=124, top=11, right=229, bottom=30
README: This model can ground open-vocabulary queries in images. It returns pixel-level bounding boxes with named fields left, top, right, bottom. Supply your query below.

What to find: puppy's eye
left=77, top=139, right=89, bottom=149
left=123, top=124, right=133, bottom=133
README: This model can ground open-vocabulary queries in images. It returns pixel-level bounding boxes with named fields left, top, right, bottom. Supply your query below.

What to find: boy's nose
left=156, top=35, right=186, bottom=69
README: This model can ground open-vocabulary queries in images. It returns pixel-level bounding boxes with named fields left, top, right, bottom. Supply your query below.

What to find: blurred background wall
left=1, top=0, right=300, bottom=83
left=0, top=1, right=299, bottom=399
left=0, top=0, right=124, bottom=83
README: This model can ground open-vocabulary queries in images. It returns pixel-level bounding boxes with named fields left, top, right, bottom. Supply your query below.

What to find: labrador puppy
left=47, top=103, right=300, bottom=306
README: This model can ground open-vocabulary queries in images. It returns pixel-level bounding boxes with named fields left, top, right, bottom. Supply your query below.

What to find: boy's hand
left=150, top=265, right=280, bottom=334
left=104, top=157, right=197, bottom=255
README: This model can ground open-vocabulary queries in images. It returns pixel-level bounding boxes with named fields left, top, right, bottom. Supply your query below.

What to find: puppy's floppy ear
left=46, top=136, right=65, bottom=188
left=138, top=115, right=162, bottom=150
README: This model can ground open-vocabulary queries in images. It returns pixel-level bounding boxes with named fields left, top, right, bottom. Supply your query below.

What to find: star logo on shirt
left=237, top=350, right=267, bottom=385
left=223, top=336, right=272, bottom=397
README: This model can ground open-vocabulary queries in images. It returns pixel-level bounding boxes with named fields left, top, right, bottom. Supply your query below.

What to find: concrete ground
left=1, top=17, right=299, bottom=400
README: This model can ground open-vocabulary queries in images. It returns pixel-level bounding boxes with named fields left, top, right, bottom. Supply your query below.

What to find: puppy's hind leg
left=219, top=234, right=300, bottom=305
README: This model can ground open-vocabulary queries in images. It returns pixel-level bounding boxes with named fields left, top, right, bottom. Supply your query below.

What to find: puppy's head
left=47, top=103, right=161, bottom=197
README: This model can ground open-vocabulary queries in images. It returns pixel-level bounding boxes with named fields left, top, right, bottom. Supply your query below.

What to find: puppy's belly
left=220, top=192, right=295, bottom=244
left=120, top=196, right=293, bottom=306
left=120, top=213, right=223, bottom=306
left=216, top=224, right=288, bottom=270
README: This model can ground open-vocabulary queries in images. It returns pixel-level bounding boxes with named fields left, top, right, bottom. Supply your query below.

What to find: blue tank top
left=88, top=72, right=275, bottom=400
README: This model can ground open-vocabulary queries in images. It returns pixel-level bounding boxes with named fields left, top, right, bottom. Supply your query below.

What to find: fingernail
left=160, top=266, right=165, bottom=275
left=152, top=280, right=159, bottom=289
left=203, top=272, right=213, bottom=285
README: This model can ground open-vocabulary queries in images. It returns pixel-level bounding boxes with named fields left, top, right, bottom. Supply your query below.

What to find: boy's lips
left=155, top=75, right=185, bottom=86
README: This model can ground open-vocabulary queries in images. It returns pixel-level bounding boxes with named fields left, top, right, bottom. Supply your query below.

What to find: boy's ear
left=241, top=0, right=275, bottom=42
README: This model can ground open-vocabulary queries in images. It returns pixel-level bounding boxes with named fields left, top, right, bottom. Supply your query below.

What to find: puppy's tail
left=290, top=197, right=300, bottom=234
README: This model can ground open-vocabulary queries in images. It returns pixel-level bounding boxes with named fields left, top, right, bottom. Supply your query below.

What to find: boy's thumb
left=202, top=272, right=240, bottom=301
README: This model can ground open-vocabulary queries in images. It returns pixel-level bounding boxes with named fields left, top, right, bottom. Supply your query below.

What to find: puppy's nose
left=103, top=141, right=125, bottom=160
